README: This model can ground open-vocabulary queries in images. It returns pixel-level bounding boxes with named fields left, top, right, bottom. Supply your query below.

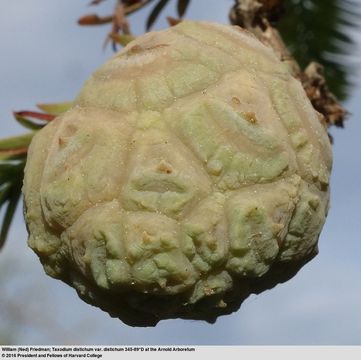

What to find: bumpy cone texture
left=23, top=21, right=332, bottom=326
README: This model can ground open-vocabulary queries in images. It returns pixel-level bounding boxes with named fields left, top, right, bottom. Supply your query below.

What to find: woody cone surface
left=23, top=21, right=332, bottom=326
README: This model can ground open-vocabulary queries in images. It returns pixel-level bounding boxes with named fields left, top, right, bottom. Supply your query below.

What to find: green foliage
left=0, top=103, right=70, bottom=250
left=0, top=134, right=33, bottom=249
left=0, top=159, right=25, bottom=249
left=278, top=0, right=360, bottom=100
